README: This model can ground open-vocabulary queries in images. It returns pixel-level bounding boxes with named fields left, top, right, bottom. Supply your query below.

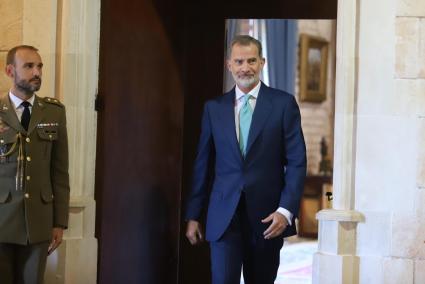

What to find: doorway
left=95, top=1, right=338, bottom=283
left=225, top=18, right=336, bottom=284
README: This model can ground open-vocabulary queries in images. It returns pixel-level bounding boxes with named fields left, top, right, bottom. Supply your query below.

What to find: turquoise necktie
left=239, top=94, right=253, bottom=157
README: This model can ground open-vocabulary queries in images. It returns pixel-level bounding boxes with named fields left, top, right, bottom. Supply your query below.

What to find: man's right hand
left=186, top=220, right=204, bottom=245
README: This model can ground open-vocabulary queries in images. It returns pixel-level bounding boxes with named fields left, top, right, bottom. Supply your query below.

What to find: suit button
left=26, top=156, right=31, bottom=162
left=26, top=176, right=31, bottom=181
left=26, top=137, right=30, bottom=143
left=24, top=193, right=30, bottom=199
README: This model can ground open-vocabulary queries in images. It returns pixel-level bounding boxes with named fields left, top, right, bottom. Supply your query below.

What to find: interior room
left=1, top=0, right=425, bottom=283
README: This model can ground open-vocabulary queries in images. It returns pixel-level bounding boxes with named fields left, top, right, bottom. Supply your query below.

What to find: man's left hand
left=48, top=227, right=64, bottom=255
left=262, top=212, right=289, bottom=239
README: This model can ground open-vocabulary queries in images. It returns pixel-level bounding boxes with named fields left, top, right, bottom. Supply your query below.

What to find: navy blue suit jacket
left=186, top=83, right=306, bottom=242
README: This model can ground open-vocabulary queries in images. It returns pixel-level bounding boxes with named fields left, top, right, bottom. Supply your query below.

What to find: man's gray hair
left=229, top=35, right=263, bottom=58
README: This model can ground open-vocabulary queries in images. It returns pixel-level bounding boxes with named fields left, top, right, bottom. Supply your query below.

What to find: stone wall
left=357, top=0, right=425, bottom=282
left=379, top=0, right=425, bottom=282
left=0, top=0, right=23, bottom=92
left=0, top=1, right=99, bottom=283
left=313, top=0, right=425, bottom=283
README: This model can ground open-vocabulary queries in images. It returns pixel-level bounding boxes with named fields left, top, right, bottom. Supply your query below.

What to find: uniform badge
left=0, top=119, right=11, bottom=162
left=0, top=151, right=6, bottom=163
left=0, top=144, right=7, bottom=155
left=0, top=143, right=8, bottom=163
left=37, top=122, right=59, bottom=128
left=0, top=118, right=10, bottom=133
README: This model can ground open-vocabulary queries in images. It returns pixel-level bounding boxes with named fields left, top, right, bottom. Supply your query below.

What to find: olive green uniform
left=0, top=93, right=70, bottom=283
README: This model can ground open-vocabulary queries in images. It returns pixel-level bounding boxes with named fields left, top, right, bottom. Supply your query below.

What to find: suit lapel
left=27, top=96, right=45, bottom=134
left=245, top=84, right=272, bottom=155
left=0, top=94, right=25, bottom=133
left=218, top=90, right=243, bottom=162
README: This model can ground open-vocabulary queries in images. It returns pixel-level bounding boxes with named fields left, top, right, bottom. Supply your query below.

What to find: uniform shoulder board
left=43, top=97, right=64, bottom=107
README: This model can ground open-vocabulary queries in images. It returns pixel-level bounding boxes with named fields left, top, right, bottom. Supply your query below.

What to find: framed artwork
left=299, top=34, right=329, bottom=103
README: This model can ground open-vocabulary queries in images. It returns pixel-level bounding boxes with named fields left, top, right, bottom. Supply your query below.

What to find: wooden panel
left=95, top=1, right=183, bottom=283
left=299, top=175, right=332, bottom=238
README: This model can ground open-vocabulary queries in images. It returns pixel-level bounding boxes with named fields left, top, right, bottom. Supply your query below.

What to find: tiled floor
left=241, top=238, right=318, bottom=284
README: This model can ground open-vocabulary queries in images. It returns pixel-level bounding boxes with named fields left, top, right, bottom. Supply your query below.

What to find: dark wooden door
left=95, top=1, right=183, bottom=283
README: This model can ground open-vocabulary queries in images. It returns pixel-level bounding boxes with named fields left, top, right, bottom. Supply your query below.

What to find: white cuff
left=276, top=207, right=293, bottom=226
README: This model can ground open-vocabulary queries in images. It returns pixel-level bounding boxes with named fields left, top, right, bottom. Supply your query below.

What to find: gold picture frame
left=299, top=34, right=329, bottom=103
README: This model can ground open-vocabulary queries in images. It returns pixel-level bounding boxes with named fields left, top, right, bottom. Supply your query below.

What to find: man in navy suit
left=185, top=35, right=306, bottom=284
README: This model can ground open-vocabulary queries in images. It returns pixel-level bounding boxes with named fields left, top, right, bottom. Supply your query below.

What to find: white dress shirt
left=234, top=82, right=293, bottom=225
left=9, top=91, right=35, bottom=120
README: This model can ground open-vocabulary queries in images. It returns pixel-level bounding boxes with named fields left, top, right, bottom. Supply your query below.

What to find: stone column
left=312, top=0, right=364, bottom=283
left=315, top=0, right=425, bottom=282
left=20, top=0, right=100, bottom=283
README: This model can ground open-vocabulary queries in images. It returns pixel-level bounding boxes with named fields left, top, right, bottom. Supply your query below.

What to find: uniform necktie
left=239, top=94, right=253, bottom=157
left=20, top=101, right=31, bottom=131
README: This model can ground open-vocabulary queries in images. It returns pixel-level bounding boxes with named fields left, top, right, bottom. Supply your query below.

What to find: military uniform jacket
left=0, top=94, right=70, bottom=245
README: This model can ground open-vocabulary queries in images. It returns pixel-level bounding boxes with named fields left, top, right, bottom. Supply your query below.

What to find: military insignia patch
left=37, top=123, right=59, bottom=128
left=0, top=118, right=10, bottom=133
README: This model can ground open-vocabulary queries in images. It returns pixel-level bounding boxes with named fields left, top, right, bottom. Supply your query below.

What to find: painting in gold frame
left=299, top=34, right=329, bottom=103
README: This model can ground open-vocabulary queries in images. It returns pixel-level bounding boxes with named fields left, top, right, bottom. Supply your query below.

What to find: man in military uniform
left=0, top=45, right=70, bottom=283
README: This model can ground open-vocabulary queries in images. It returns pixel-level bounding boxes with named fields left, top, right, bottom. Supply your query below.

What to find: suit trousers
left=209, top=194, right=284, bottom=284
left=0, top=242, right=49, bottom=284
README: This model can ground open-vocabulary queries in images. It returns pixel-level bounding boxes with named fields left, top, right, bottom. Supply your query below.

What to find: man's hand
left=186, top=220, right=204, bottom=245
left=48, top=227, right=64, bottom=255
left=261, top=212, right=289, bottom=239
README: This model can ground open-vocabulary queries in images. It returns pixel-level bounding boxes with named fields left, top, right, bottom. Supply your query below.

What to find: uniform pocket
left=36, top=127, right=59, bottom=141
left=0, top=177, right=13, bottom=203
left=40, top=191, right=54, bottom=203
left=0, top=189, right=11, bottom=203
left=37, top=127, right=58, bottom=159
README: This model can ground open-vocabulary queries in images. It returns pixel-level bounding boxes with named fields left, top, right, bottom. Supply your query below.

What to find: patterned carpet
left=241, top=239, right=317, bottom=284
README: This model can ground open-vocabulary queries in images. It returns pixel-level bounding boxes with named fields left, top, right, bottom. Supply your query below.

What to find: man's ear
left=226, top=59, right=232, bottom=71
left=5, top=64, right=14, bottom=78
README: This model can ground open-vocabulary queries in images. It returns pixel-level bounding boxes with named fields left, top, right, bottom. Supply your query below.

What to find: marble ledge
left=316, top=209, right=365, bottom=222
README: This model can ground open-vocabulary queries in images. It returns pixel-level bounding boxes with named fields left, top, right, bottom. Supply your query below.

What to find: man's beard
left=233, top=73, right=258, bottom=89
left=15, top=76, right=41, bottom=96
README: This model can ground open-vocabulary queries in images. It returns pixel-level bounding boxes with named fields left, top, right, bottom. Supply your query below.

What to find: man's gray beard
left=233, top=75, right=258, bottom=89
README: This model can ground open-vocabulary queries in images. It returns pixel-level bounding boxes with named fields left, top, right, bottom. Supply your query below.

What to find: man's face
left=6, top=49, right=43, bottom=97
left=227, top=43, right=265, bottom=92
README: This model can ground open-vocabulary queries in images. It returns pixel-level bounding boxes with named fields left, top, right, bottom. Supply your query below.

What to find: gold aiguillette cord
left=15, top=133, right=24, bottom=191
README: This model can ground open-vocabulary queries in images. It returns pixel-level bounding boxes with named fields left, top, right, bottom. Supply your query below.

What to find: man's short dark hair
left=6, top=45, right=39, bottom=65
left=229, top=35, right=263, bottom=58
